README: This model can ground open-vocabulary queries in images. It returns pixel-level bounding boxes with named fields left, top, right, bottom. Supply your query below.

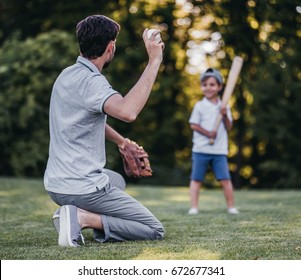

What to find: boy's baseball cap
left=200, top=68, right=223, bottom=84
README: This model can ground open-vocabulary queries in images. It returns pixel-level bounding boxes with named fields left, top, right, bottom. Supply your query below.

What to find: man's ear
left=106, top=40, right=115, bottom=54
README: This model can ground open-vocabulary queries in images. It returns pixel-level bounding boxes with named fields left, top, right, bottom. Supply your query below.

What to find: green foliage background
left=0, top=0, right=301, bottom=188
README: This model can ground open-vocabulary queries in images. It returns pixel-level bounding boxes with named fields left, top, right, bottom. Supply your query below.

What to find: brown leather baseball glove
left=119, top=138, right=153, bottom=177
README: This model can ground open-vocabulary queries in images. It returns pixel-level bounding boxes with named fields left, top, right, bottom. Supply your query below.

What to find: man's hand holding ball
left=143, top=28, right=164, bottom=60
left=147, top=29, right=162, bottom=43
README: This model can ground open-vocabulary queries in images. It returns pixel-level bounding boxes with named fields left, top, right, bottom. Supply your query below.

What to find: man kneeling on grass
left=43, top=15, right=164, bottom=247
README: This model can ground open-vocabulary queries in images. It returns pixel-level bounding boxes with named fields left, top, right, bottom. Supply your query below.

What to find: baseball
left=147, top=29, right=161, bottom=43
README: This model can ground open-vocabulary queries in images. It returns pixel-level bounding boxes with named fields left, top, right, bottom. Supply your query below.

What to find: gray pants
left=48, top=169, right=164, bottom=242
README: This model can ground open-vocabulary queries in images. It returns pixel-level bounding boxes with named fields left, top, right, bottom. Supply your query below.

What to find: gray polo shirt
left=44, top=56, right=118, bottom=195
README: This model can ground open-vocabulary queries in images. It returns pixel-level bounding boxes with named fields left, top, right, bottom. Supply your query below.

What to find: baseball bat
left=209, top=56, right=243, bottom=145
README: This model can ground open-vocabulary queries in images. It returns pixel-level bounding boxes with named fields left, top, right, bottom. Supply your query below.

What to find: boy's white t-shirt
left=189, top=97, right=232, bottom=155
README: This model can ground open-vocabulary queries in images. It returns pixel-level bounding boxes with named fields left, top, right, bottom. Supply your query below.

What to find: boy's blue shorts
left=190, top=152, right=231, bottom=182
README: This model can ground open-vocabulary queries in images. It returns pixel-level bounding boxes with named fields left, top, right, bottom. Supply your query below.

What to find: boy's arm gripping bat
left=209, top=56, right=243, bottom=145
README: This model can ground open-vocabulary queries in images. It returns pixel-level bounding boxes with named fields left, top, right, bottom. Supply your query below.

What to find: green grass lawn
left=0, top=177, right=300, bottom=260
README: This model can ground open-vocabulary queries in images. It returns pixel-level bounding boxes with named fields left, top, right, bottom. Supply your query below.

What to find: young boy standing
left=188, top=68, right=239, bottom=215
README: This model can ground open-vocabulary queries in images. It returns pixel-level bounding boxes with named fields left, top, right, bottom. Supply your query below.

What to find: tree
left=0, top=1, right=194, bottom=185
left=0, top=31, right=78, bottom=175
left=249, top=0, right=301, bottom=188
left=1, top=0, right=300, bottom=188
left=188, top=0, right=301, bottom=188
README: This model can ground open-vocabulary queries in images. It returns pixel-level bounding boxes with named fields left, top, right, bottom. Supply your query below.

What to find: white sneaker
left=188, top=208, right=199, bottom=215
left=228, top=207, right=239, bottom=215
left=52, top=208, right=60, bottom=234
left=58, top=205, right=85, bottom=247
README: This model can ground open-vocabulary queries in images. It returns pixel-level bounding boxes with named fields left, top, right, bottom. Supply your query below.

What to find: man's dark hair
left=76, top=15, right=120, bottom=59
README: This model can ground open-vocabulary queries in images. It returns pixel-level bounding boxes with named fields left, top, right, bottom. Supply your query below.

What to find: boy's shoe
left=228, top=207, right=239, bottom=215
left=52, top=208, right=60, bottom=234
left=188, top=208, right=199, bottom=215
left=58, top=205, right=85, bottom=247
